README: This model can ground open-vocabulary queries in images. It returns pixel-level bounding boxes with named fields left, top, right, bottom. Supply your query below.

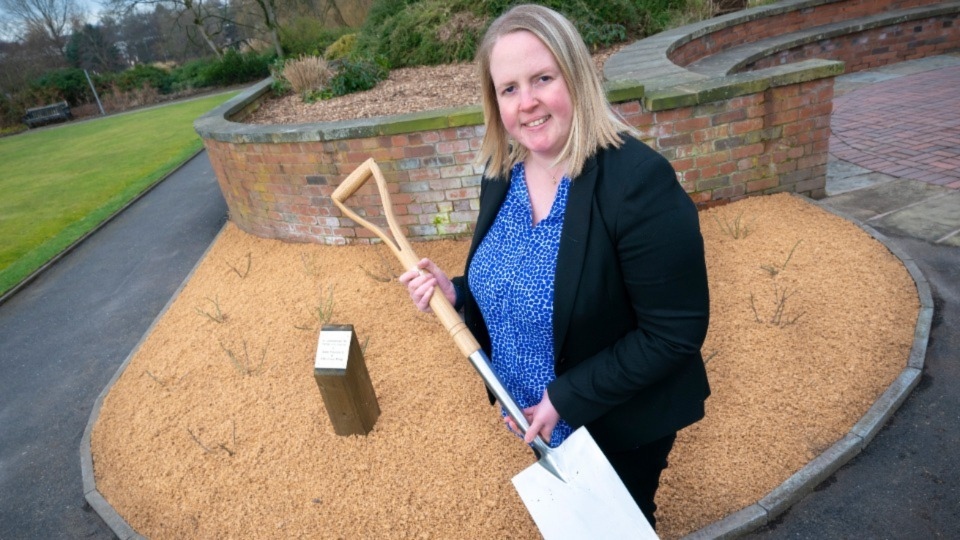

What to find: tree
left=240, top=0, right=281, bottom=56
left=66, top=22, right=124, bottom=71
left=107, top=0, right=229, bottom=58
left=114, top=8, right=163, bottom=64
left=286, top=0, right=371, bottom=27
left=0, top=0, right=82, bottom=57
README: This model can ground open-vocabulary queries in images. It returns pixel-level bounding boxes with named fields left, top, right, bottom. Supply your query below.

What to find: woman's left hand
left=513, top=390, right=560, bottom=444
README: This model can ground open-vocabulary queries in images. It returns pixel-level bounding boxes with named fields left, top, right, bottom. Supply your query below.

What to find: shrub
left=0, top=93, right=26, bottom=130
left=535, top=0, right=686, bottom=46
left=113, top=64, right=174, bottom=94
left=280, top=17, right=353, bottom=57
left=268, top=57, right=291, bottom=95
left=281, top=56, right=333, bottom=96
left=324, top=33, right=357, bottom=61
left=170, top=57, right=214, bottom=92
left=327, top=57, right=388, bottom=97
left=169, top=50, right=275, bottom=91
left=201, top=49, right=275, bottom=87
left=100, top=83, right=161, bottom=113
left=26, top=68, right=90, bottom=106
left=356, top=0, right=689, bottom=68
left=356, top=0, right=486, bottom=68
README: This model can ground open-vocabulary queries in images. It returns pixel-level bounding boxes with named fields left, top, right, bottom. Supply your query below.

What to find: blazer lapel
left=553, top=156, right=599, bottom=362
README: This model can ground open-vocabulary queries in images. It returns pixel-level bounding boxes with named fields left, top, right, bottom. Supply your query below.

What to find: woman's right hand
left=398, top=258, right=456, bottom=313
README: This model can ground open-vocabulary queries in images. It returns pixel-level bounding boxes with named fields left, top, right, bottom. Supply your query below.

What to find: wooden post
left=314, top=324, right=380, bottom=435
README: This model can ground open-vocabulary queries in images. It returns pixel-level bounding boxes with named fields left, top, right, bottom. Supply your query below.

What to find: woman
left=399, top=4, right=710, bottom=530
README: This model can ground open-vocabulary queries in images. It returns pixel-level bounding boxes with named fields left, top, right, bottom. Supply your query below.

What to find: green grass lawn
left=0, top=92, right=238, bottom=297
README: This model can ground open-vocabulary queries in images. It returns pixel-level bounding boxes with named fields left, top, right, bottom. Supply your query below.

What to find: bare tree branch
left=0, top=0, right=82, bottom=56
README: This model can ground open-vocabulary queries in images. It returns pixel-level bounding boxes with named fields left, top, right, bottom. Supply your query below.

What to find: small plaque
left=315, top=329, right=352, bottom=372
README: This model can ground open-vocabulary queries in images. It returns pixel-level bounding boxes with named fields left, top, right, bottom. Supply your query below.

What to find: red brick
left=404, top=145, right=436, bottom=158
left=746, top=176, right=779, bottom=193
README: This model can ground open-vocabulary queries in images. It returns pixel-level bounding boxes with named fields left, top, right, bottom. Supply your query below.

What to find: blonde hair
left=475, top=4, right=637, bottom=179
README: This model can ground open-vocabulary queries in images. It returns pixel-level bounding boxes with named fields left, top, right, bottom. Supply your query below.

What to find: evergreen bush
left=170, top=58, right=213, bottom=92
left=356, top=0, right=485, bottom=68
left=113, top=64, right=174, bottom=94
left=328, top=57, right=389, bottom=97
left=200, top=49, right=275, bottom=87
left=169, top=50, right=275, bottom=91
left=324, top=33, right=358, bottom=61
left=280, top=17, right=354, bottom=57
left=26, top=68, right=91, bottom=107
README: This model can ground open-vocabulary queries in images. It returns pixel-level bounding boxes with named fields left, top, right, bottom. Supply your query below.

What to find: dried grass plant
left=281, top=55, right=332, bottom=95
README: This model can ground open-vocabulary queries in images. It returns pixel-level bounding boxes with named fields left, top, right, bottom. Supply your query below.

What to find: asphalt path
left=0, top=151, right=227, bottom=539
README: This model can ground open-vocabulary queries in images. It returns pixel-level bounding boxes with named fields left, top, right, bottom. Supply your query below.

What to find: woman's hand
left=504, top=390, right=561, bottom=444
left=398, top=258, right=456, bottom=313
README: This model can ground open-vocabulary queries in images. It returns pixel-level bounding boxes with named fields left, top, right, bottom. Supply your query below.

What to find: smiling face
left=488, top=30, right=574, bottom=165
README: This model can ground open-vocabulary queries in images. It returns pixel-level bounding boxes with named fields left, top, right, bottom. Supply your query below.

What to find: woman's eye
left=538, top=75, right=552, bottom=84
left=501, top=85, right=515, bottom=96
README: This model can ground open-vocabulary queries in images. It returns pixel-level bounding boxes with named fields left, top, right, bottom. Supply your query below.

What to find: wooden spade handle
left=332, top=159, right=481, bottom=359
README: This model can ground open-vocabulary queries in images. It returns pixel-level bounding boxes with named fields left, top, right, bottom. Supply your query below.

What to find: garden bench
left=23, top=101, right=72, bottom=128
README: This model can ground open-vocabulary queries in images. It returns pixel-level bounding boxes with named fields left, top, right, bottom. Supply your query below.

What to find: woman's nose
left=519, top=87, right=538, bottom=110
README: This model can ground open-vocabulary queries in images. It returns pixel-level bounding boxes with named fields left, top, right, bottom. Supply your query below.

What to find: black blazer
left=454, top=136, right=710, bottom=452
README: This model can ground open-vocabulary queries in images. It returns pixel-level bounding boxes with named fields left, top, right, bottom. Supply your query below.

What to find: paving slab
left=872, top=190, right=960, bottom=243
left=821, top=178, right=950, bottom=222
left=825, top=169, right=897, bottom=196
left=941, top=231, right=960, bottom=248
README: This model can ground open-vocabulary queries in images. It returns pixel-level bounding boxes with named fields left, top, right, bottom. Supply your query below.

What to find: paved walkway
left=831, top=65, right=960, bottom=189
left=0, top=56, right=958, bottom=539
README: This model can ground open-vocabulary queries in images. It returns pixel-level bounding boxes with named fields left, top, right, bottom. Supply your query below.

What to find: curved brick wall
left=195, top=0, right=960, bottom=245
left=669, top=0, right=945, bottom=66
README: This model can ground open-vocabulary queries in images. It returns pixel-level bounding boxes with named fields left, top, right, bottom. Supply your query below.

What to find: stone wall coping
left=194, top=78, right=483, bottom=144
left=643, top=58, right=844, bottom=111
left=194, top=77, right=647, bottom=145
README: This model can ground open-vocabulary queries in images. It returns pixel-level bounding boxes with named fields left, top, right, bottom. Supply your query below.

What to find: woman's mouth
left=524, top=116, right=549, bottom=128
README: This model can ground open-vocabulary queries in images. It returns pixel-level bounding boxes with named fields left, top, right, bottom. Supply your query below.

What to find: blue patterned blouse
left=468, top=162, right=574, bottom=448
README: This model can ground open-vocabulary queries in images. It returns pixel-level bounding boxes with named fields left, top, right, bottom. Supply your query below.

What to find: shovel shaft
left=333, top=158, right=556, bottom=456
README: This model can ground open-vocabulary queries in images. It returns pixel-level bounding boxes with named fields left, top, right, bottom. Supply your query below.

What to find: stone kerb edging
left=79, top=197, right=935, bottom=540
left=682, top=195, right=935, bottom=539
